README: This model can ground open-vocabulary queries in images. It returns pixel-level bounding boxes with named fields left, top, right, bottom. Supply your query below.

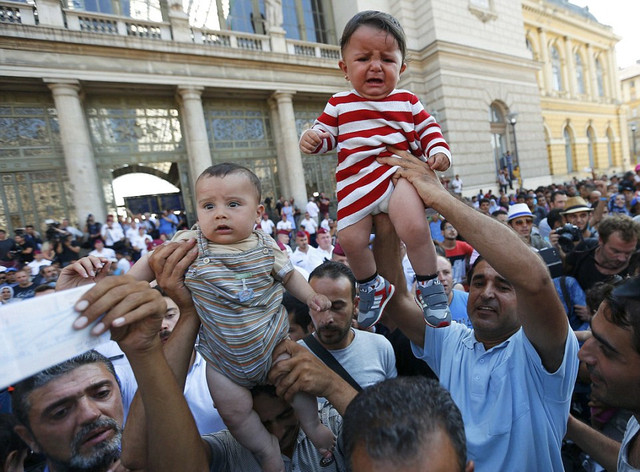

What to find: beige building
left=620, top=61, right=640, bottom=166
left=523, top=0, right=630, bottom=181
left=0, top=0, right=630, bottom=233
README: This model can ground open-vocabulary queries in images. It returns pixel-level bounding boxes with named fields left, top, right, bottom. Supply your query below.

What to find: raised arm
left=565, top=415, right=620, bottom=472
left=378, top=148, right=569, bottom=371
left=120, top=240, right=211, bottom=472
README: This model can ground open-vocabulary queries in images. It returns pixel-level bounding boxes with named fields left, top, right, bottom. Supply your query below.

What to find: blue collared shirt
left=412, top=322, right=579, bottom=472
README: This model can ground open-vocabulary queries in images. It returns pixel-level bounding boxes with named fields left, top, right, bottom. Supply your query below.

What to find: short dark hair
left=340, top=11, right=407, bottom=63
left=479, top=198, right=490, bottom=205
left=282, top=291, right=311, bottom=333
left=309, top=261, right=357, bottom=300
left=604, top=277, right=640, bottom=353
left=550, top=190, right=567, bottom=204
left=12, top=350, right=118, bottom=429
left=466, top=256, right=486, bottom=286
left=197, top=162, right=261, bottom=202
left=491, top=209, right=507, bottom=218
left=343, top=377, right=467, bottom=471
left=0, top=413, right=28, bottom=465
left=547, top=208, right=564, bottom=229
left=598, top=214, right=640, bottom=244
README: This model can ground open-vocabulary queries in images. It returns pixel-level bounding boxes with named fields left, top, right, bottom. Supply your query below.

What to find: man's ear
left=13, top=424, right=39, bottom=453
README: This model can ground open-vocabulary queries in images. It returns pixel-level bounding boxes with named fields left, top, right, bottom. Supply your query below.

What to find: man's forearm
left=566, top=415, right=620, bottom=471
left=124, top=346, right=209, bottom=472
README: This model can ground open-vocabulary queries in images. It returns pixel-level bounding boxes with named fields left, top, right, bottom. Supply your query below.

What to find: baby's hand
left=307, top=293, right=331, bottom=312
left=299, top=129, right=328, bottom=154
left=426, top=152, right=451, bottom=172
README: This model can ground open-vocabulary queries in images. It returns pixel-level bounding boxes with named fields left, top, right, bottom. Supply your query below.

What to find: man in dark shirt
left=12, top=268, right=36, bottom=300
left=12, top=234, right=36, bottom=265
left=566, top=214, right=639, bottom=292
left=0, top=229, right=16, bottom=267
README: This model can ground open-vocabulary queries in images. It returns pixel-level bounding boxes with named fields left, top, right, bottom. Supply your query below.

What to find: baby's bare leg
left=274, top=353, right=335, bottom=458
left=206, top=365, right=284, bottom=472
left=337, top=214, right=375, bottom=280
left=388, top=178, right=437, bottom=275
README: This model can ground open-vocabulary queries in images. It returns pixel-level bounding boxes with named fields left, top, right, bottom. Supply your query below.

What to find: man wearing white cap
left=507, top=203, right=550, bottom=251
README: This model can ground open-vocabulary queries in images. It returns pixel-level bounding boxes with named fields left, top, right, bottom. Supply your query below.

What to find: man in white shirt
left=89, top=238, right=117, bottom=262
left=315, top=228, right=333, bottom=260
left=290, top=231, right=324, bottom=274
left=276, top=213, right=293, bottom=235
left=451, top=174, right=463, bottom=196
left=299, top=211, right=318, bottom=246
left=61, top=218, right=84, bottom=241
left=259, top=213, right=276, bottom=238
left=306, top=197, right=320, bottom=224
left=101, top=214, right=125, bottom=249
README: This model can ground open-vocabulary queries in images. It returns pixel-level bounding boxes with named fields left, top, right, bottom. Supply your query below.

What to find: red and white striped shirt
left=309, top=89, right=451, bottom=230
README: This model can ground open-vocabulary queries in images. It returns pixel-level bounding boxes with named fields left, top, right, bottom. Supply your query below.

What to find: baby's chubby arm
left=282, top=269, right=331, bottom=311
left=426, top=152, right=451, bottom=172
left=127, top=253, right=156, bottom=282
left=299, top=129, right=331, bottom=154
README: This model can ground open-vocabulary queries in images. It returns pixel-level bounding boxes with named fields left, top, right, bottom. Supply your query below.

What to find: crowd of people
left=2, top=8, right=640, bottom=472
left=0, top=155, right=638, bottom=472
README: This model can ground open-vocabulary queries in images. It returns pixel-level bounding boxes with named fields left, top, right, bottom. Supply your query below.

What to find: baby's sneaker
left=357, top=275, right=395, bottom=328
left=416, top=278, right=451, bottom=328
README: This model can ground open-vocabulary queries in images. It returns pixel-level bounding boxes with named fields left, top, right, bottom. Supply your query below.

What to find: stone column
left=45, top=79, right=106, bottom=224
left=538, top=29, right=552, bottom=92
left=271, top=90, right=307, bottom=208
left=585, top=44, right=598, bottom=100
left=176, top=86, right=212, bottom=192
left=267, top=97, right=291, bottom=199
left=564, top=37, right=576, bottom=97
left=606, top=50, right=620, bottom=101
left=167, top=0, right=191, bottom=43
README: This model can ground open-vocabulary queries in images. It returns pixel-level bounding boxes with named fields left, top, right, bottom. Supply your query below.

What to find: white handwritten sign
left=0, top=284, right=110, bottom=389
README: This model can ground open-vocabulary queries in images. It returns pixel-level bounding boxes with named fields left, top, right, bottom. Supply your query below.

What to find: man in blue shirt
left=376, top=149, right=579, bottom=472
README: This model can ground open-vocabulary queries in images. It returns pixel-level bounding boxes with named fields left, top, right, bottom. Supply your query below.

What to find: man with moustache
left=303, top=261, right=396, bottom=389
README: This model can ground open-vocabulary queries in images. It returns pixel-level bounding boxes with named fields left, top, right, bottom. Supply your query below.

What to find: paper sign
left=0, top=284, right=110, bottom=389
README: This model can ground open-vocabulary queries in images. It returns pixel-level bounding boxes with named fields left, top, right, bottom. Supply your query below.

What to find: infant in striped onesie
left=129, top=163, right=335, bottom=472
left=300, top=10, right=452, bottom=329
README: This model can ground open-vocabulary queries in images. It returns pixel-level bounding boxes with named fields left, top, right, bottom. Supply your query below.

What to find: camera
left=555, top=223, right=581, bottom=252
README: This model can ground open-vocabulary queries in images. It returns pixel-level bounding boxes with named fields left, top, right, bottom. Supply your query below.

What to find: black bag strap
left=302, top=334, right=362, bottom=392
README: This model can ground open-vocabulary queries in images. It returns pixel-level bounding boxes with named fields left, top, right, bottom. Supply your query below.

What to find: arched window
left=489, top=103, right=507, bottom=176
left=551, top=46, right=562, bottom=91
left=587, top=127, right=596, bottom=169
left=564, top=127, right=574, bottom=173
left=596, top=59, right=605, bottom=97
left=575, top=53, right=585, bottom=95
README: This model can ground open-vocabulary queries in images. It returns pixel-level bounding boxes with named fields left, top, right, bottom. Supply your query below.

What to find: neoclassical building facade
left=620, top=61, right=640, bottom=166
left=0, top=0, right=630, bottom=232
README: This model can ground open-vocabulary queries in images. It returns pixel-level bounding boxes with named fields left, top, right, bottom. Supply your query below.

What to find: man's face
left=295, top=235, right=309, bottom=251
left=508, top=216, right=533, bottom=238
left=253, top=392, right=299, bottom=458
left=316, top=232, right=332, bottom=251
left=565, top=211, right=590, bottom=231
left=15, top=364, right=124, bottom=472
left=331, top=252, right=349, bottom=267
left=160, top=297, right=180, bottom=343
left=287, top=312, right=309, bottom=342
left=597, top=232, right=638, bottom=272
left=578, top=303, right=640, bottom=411
left=467, top=261, right=519, bottom=344
left=436, top=257, right=453, bottom=298
left=0, top=230, right=6, bottom=240
left=15, top=271, right=30, bottom=287
left=309, top=276, right=356, bottom=349
left=479, top=201, right=489, bottom=213
left=442, top=223, right=458, bottom=240
left=525, top=198, right=535, bottom=210
left=15, top=234, right=24, bottom=245
left=42, top=266, right=57, bottom=282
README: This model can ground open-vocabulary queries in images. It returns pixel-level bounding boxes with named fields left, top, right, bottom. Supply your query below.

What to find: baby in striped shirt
left=300, top=10, right=452, bottom=329
left=130, top=163, right=334, bottom=472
